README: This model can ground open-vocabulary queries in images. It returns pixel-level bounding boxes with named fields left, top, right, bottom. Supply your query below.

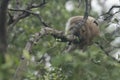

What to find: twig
left=8, top=0, right=47, bottom=26
left=97, top=5, right=120, bottom=22
left=96, top=42, right=120, bottom=63
left=107, top=5, right=120, bottom=14
left=27, top=0, right=47, bottom=9
left=9, top=8, right=49, bottom=27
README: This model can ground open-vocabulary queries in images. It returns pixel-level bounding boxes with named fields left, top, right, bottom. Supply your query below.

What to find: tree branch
left=13, top=27, right=81, bottom=80
left=98, top=5, right=120, bottom=22
left=8, top=0, right=47, bottom=26
left=9, top=8, right=49, bottom=27
left=107, top=5, right=120, bottom=13
left=27, top=0, right=47, bottom=9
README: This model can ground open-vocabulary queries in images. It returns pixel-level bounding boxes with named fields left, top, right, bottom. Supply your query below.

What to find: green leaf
left=23, top=49, right=30, bottom=60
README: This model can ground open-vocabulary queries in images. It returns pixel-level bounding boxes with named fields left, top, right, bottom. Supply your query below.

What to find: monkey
left=65, top=16, right=100, bottom=52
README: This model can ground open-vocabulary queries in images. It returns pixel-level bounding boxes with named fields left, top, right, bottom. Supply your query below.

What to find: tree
left=0, top=0, right=10, bottom=63
left=0, top=0, right=120, bottom=80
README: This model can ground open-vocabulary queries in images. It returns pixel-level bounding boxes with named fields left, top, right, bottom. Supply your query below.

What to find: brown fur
left=65, top=16, right=100, bottom=51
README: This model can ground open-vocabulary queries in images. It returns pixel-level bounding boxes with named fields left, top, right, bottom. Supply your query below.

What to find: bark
left=0, top=0, right=9, bottom=63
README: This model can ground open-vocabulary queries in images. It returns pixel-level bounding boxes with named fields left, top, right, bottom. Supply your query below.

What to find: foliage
left=0, top=0, right=120, bottom=80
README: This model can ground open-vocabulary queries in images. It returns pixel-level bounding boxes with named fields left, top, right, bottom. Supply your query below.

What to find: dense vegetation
left=0, top=0, right=120, bottom=80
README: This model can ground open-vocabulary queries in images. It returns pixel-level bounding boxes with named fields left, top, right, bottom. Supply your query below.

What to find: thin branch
left=8, top=0, right=47, bottom=26
left=96, top=42, right=120, bottom=63
left=97, top=5, right=120, bottom=22
left=107, top=5, right=120, bottom=14
left=27, top=0, right=47, bottom=9
left=9, top=8, right=49, bottom=27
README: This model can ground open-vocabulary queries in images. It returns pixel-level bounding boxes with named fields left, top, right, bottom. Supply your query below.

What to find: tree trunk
left=0, top=0, right=9, bottom=63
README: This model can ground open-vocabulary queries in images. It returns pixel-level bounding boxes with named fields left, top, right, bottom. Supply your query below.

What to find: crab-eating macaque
left=65, top=16, right=100, bottom=52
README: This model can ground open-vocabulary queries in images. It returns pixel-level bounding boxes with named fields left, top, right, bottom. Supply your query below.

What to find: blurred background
left=0, top=0, right=120, bottom=80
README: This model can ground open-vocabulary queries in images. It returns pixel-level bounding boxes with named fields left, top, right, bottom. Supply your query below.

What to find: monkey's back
left=66, top=16, right=100, bottom=50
